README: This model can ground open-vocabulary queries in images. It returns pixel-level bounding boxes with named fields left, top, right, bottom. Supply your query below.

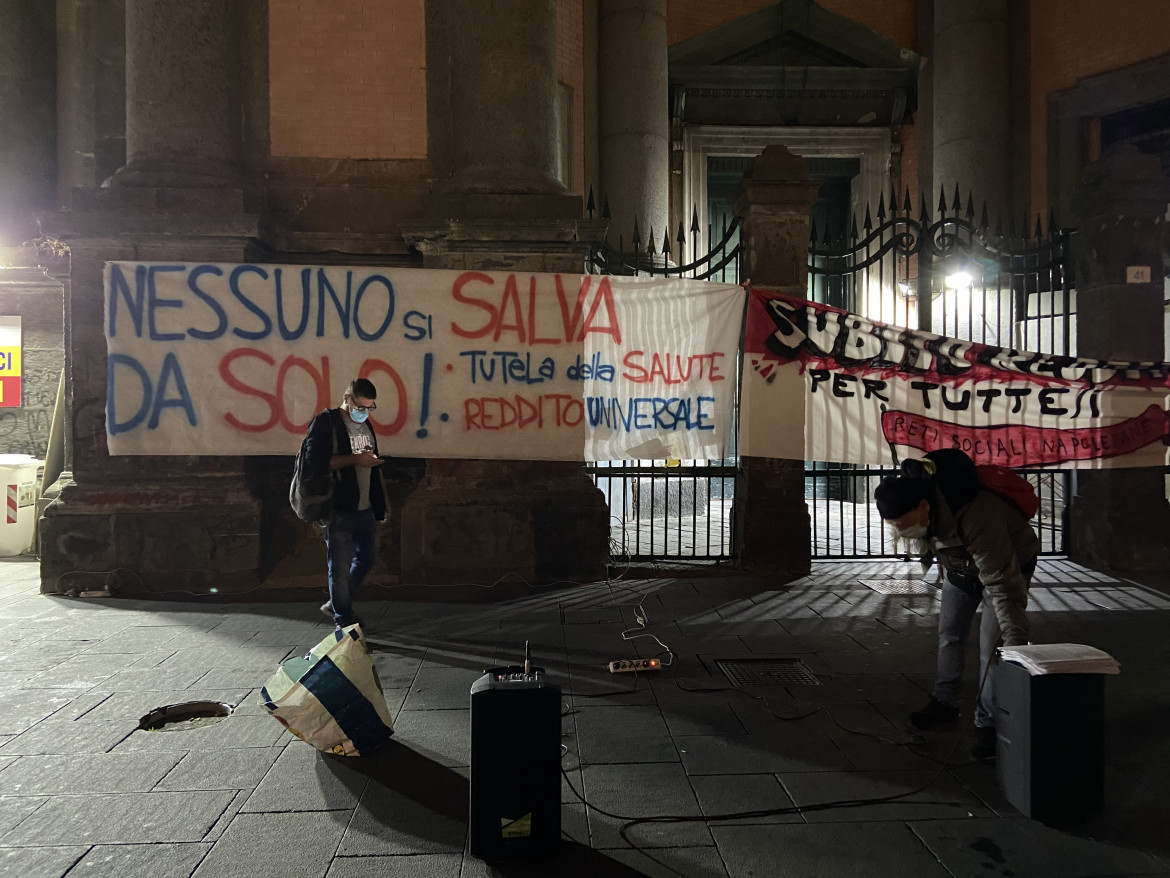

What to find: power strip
left=608, top=658, right=662, bottom=674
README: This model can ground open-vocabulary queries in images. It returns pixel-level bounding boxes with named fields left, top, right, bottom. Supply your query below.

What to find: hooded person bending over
left=874, top=449, right=1039, bottom=760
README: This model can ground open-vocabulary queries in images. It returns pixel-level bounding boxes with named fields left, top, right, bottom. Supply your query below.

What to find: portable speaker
left=469, top=662, right=562, bottom=859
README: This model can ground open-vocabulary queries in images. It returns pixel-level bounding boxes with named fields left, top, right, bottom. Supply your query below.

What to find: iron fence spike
left=850, top=215, right=858, bottom=242
left=647, top=224, right=657, bottom=255
left=690, top=204, right=700, bottom=233
left=937, top=185, right=947, bottom=214
left=602, top=196, right=611, bottom=220
left=903, top=188, right=912, bottom=214
left=632, top=217, right=641, bottom=249
left=662, top=228, right=671, bottom=256
left=676, top=221, right=686, bottom=245
left=951, top=183, right=961, bottom=212
left=1035, top=214, right=1043, bottom=240
left=864, top=205, right=873, bottom=232
left=586, top=185, right=596, bottom=217
left=966, top=191, right=975, bottom=219
left=891, top=185, right=898, bottom=214
left=876, top=191, right=886, bottom=222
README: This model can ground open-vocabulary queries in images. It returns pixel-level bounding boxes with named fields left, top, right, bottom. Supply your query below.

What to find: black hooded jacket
left=304, top=408, right=386, bottom=521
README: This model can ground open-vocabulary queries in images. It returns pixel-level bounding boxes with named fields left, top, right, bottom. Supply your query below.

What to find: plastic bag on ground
left=261, top=624, right=394, bottom=755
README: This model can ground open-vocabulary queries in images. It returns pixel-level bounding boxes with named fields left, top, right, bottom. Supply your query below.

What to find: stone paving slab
left=0, top=794, right=45, bottom=833
left=689, top=773, right=802, bottom=825
left=69, top=842, right=212, bottom=878
left=0, top=844, right=87, bottom=878
left=191, top=811, right=348, bottom=878
left=0, top=752, right=183, bottom=795
left=0, top=690, right=78, bottom=735
left=388, top=708, right=469, bottom=769
left=579, top=762, right=712, bottom=850
left=325, top=853, right=463, bottom=878
left=337, top=780, right=466, bottom=856
left=574, top=705, right=679, bottom=764
left=778, top=767, right=993, bottom=822
left=713, top=821, right=954, bottom=878
left=154, top=748, right=282, bottom=792
left=240, top=744, right=367, bottom=814
left=910, top=817, right=1168, bottom=877
left=0, top=790, right=236, bottom=845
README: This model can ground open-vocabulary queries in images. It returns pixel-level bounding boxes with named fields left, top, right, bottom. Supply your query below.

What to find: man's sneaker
left=908, top=697, right=959, bottom=730
left=970, top=725, right=997, bottom=761
left=320, top=601, right=334, bottom=620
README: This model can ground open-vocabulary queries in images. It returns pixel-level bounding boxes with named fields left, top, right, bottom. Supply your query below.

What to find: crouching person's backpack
left=289, top=413, right=340, bottom=523
left=906, top=448, right=1040, bottom=519
left=976, top=464, right=1040, bottom=518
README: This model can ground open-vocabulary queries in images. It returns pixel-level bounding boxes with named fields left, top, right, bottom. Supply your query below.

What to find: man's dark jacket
left=304, top=408, right=386, bottom=521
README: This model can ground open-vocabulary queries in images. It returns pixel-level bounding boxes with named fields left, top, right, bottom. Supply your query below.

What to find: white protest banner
left=104, top=264, right=745, bottom=461
left=741, top=288, right=1170, bottom=468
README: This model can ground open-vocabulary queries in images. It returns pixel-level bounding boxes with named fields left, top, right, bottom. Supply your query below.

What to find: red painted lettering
left=450, top=271, right=496, bottom=339
left=219, top=348, right=280, bottom=433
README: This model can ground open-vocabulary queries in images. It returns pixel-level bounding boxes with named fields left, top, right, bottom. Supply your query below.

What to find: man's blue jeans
left=324, top=509, right=376, bottom=627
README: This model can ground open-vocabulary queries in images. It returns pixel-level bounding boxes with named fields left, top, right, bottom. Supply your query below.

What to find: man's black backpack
left=289, top=412, right=342, bottom=523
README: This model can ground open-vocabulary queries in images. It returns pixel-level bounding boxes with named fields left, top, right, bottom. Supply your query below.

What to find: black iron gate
left=806, top=186, right=1074, bottom=558
left=585, top=195, right=743, bottom=562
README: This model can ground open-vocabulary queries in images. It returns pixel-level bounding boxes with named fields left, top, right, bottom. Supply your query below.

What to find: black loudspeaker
left=996, top=659, right=1105, bottom=823
left=469, top=662, right=562, bottom=859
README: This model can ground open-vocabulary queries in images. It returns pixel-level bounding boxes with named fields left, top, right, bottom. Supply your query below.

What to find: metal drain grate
left=858, top=579, right=938, bottom=595
left=716, top=658, right=821, bottom=687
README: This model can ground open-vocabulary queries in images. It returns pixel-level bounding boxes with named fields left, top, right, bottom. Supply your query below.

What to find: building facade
left=1, top=0, right=1167, bottom=595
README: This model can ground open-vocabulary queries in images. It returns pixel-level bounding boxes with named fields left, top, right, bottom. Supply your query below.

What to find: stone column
left=39, top=0, right=262, bottom=598
left=401, top=1, right=610, bottom=586
left=0, top=0, right=56, bottom=245
left=56, top=0, right=127, bottom=201
left=598, top=0, right=669, bottom=250
left=932, top=0, right=1011, bottom=221
left=1066, top=145, right=1170, bottom=571
left=116, top=0, right=242, bottom=188
left=733, top=146, right=819, bottom=575
left=448, top=0, right=558, bottom=194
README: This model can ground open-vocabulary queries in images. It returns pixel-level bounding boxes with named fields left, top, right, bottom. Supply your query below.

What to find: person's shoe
left=908, top=697, right=959, bottom=730
left=970, top=725, right=997, bottom=761
left=319, top=601, right=334, bottom=620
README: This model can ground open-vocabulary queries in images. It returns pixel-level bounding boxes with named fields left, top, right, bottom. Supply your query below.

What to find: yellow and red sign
left=0, top=317, right=20, bottom=408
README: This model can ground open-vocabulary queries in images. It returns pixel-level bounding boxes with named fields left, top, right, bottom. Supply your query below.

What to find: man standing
left=874, top=449, right=1039, bottom=760
left=305, top=378, right=386, bottom=629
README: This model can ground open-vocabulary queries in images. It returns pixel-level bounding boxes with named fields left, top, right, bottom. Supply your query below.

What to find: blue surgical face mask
left=348, top=407, right=369, bottom=424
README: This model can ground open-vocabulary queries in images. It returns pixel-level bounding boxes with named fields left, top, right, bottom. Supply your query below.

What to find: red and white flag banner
left=740, top=288, right=1170, bottom=469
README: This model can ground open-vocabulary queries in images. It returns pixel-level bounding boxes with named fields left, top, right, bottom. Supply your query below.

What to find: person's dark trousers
left=324, top=509, right=377, bottom=627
